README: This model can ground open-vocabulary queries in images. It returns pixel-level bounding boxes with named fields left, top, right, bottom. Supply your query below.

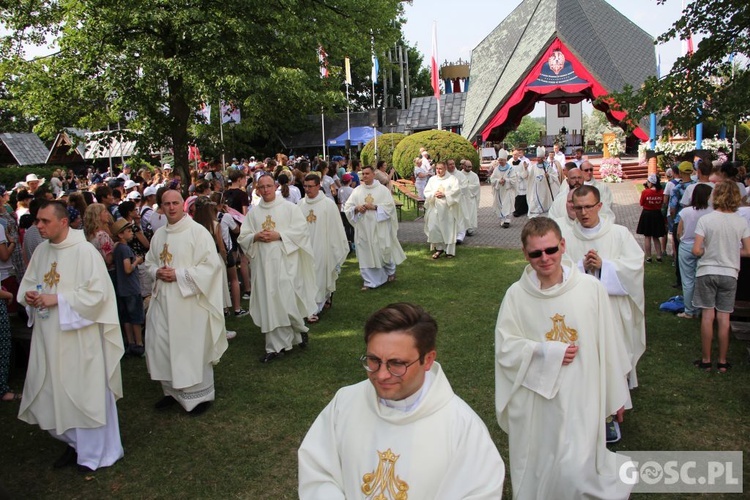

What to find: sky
left=401, top=0, right=687, bottom=116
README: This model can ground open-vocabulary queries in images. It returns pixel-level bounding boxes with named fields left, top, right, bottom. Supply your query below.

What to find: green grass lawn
left=1, top=245, right=748, bottom=499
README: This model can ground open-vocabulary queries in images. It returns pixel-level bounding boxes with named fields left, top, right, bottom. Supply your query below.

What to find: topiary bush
left=391, top=130, right=480, bottom=179
left=360, top=133, right=406, bottom=168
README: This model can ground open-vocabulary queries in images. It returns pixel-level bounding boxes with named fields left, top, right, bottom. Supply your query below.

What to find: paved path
left=397, top=180, right=645, bottom=250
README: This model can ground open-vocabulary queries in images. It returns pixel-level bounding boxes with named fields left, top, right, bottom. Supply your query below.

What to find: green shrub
left=360, top=133, right=406, bottom=167
left=734, top=123, right=750, bottom=164
left=391, top=130, right=480, bottom=179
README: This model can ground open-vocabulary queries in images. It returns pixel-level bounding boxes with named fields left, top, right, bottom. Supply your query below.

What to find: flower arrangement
left=653, top=137, right=730, bottom=157
left=599, top=158, right=623, bottom=183
left=606, top=137, right=622, bottom=157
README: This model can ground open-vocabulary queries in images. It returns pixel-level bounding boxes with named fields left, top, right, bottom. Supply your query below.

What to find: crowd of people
left=1, top=146, right=748, bottom=498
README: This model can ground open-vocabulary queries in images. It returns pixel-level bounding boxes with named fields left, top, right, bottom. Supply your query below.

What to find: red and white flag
left=681, top=0, right=694, bottom=56
left=318, top=45, right=329, bottom=78
left=431, top=21, right=440, bottom=99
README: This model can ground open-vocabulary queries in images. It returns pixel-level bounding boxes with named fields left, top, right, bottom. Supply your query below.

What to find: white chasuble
left=297, top=194, right=349, bottom=308
left=561, top=218, right=646, bottom=388
left=527, top=161, right=561, bottom=218
left=299, top=363, right=505, bottom=499
left=423, top=174, right=460, bottom=249
left=144, top=215, right=228, bottom=408
left=490, top=164, right=518, bottom=220
left=344, top=182, right=406, bottom=284
left=239, top=196, right=317, bottom=337
left=18, top=229, right=124, bottom=435
left=495, top=262, right=632, bottom=500
left=449, top=168, right=471, bottom=234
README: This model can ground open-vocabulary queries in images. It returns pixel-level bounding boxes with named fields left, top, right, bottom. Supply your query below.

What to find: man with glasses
left=561, top=185, right=644, bottom=397
left=238, top=174, right=317, bottom=362
left=580, top=160, right=614, bottom=219
left=297, top=174, right=348, bottom=322
left=299, top=302, right=505, bottom=498
left=549, top=167, right=583, bottom=219
left=495, top=217, right=632, bottom=499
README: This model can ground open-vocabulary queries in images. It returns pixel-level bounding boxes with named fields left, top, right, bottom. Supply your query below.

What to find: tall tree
left=606, top=0, right=750, bottom=135
left=0, top=0, right=403, bottom=183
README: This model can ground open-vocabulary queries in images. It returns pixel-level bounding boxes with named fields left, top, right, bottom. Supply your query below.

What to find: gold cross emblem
left=364, top=194, right=374, bottom=205
left=43, top=262, right=60, bottom=289
left=545, top=313, right=578, bottom=344
left=306, top=210, right=317, bottom=223
left=436, top=185, right=445, bottom=194
left=362, top=449, right=409, bottom=500
left=262, top=215, right=276, bottom=231
left=159, top=243, right=173, bottom=267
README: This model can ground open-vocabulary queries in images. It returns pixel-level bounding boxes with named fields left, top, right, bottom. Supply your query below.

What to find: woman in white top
left=276, top=173, right=301, bottom=204
left=676, top=183, right=713, bottom=319
left=414, top=155, right=430, bottom=199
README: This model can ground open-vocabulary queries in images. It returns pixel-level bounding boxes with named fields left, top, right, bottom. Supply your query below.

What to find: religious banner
left=196, top=103, right=211, bottom=124
left=528, top=49, right=588, bottom=87
left=221, top=101, right=241, bottom=124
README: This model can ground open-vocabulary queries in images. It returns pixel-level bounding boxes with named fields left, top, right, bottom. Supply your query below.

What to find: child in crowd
left=112, top=219, right=145, bottom=356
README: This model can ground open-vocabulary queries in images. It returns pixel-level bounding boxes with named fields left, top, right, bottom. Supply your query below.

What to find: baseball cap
left=162, top=163, right=172, bottom=170
left=123, top=179, right=138, bottom=190
left=678, top=161, right=694, bottom=173
left=647, top=173, right=658, bottom=185
left=342, top=173, right=353, bottom=182
left=126, top=191, right=142, bottom=201
left=143, top=185, right=158, bottom=197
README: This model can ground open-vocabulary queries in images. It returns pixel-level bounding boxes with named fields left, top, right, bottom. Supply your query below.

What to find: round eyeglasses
left=360, top=355, right=420, bottom=377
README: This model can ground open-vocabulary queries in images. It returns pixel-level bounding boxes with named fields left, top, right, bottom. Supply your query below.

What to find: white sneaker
left=226, top=330, right=237, bottom=340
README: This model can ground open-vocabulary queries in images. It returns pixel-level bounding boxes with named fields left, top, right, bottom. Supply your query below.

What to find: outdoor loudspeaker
left=369, top=108, right=383, bottom=128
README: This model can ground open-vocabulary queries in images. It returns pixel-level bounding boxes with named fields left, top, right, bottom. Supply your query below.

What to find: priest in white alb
left=239, top=174, right=318, bottom=362
left=297, top=173, right=349, bottom=320
left=446, top=159, right=470, bottom=242
left=300, top=302, right=505, bottom=499
left=145, top=190, right=228, bottom=415
left=424, top=162, right=461, bottom=259
left=489, top=150, right=517, bottom=228
left=461, top=159, right=481, bottom=235
left=344, top=166, right=406, bottom=290
left=560, top=185, right=645, bottom=388
left=526, top=146, right=562, bottom=218
left=18, top=201, right=124, bottom=471
left=496, top=217, right=632, bottom=500
left=548, top=167, right=583, bottom=220
left=581, top=160, right=615, bottom=219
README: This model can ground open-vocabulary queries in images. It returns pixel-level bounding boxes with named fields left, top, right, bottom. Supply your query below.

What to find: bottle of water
left=36, top=284, right=49, bottom=320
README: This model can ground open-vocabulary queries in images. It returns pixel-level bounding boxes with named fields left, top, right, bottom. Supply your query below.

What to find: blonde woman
left=83, top=203, right=116, bottom=272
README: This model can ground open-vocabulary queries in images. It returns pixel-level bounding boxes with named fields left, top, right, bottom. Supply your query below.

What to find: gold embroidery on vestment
left=262, top=215, right=276, bottom=231
left=364, top=194, right=375, bottom=205
left=306, top=210, right=317, bottom=223
left=159, top=243, right=173, bottom=267
left=436, top=186, right=444, bottom=194
left=43, top=262, right=60, bottom=289
left=361, top=449, right=409, bottom=500
left=545, top=313, right=578, bottom=343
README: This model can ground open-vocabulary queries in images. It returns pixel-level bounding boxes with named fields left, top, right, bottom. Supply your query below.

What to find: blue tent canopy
left=327, top=126, right=382, bottom=147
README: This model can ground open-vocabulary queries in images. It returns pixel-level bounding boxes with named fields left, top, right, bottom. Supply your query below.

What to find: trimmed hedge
left=0, top=165, right=63, bottom=191
left=391, top=130, right=480, bottom=179
left=360, top=133, right=406, bottom=167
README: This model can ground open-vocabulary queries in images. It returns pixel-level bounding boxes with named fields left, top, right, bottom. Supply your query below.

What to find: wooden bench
left=392, top=182, right=425, bottom=218
left=393, top=197, right=403, bottom=221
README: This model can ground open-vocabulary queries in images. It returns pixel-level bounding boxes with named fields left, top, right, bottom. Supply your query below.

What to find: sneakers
left=605, top=416, right=621, bottom=444
left=241, top=292, right=252, bottom=300
left=234, top=309, right=249, bottom=317
left=226, top=330, right=237, bottom=340
left=676, top=312, right=694, bottom=319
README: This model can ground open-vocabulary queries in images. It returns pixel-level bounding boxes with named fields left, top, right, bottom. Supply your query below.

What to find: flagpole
left=372, top=32, right=378, bottom=163
left=346, top=83, right=351, bottom=160
left=431, top=21, right=442, bottom=130
left=321, top=108, right=327, bottom=161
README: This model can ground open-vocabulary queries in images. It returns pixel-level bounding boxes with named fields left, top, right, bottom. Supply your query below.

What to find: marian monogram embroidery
left=545, top=313, right=578, bottom=344
left=364, top=194, right=375, bottom=205
left=262, top=215, right=276, bottom=231
left=361, top=449, right=409, bottom=500
left=43, top=262, right=60, bottom=289
left=306, top=210, right=317, bottom=223
left=159, top=243, right=173, bottom=267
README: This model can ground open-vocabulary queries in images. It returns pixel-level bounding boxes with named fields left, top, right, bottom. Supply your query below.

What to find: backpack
left=218, top=212, right=238, bottom=253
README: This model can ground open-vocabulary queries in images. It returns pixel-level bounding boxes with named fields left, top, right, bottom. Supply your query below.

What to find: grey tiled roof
left=403, top=93, right=466, bottom=132
left=463, top=0, right=656, bottom=140
left=0, top=132, right=49, bottom=166
left=45, top=128, right=90, bottom=164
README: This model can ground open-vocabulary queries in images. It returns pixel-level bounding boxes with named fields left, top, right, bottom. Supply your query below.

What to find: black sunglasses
left=527, top=245, right=560, bottom=259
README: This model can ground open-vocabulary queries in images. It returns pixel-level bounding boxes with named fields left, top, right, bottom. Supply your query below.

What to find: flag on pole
left=221, top=101, right=241, bottom=124
left=431, top=22, right=440, bottom=99
left=371, top=35, right=379, bottom=84
left=681, top=0, right=694, bottom=55
left=318, top=45, right=329, bottom=78
left=344, top=57, right=352, bottom=85
left=197, top=103, right=211, bottom=124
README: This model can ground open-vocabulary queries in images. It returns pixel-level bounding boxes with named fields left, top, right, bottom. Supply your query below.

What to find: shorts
left=118, top=294, right=145, bottom=324
left=692, top=275, right=737, bottom=313
left=226, top=247, right=238, bottom=267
